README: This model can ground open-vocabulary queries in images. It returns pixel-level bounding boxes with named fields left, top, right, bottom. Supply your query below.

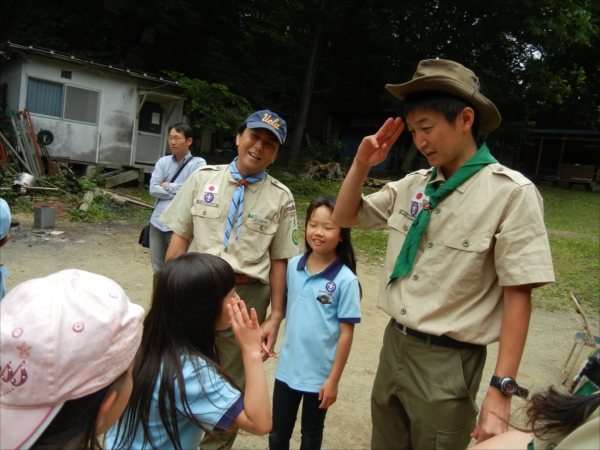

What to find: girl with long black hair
left=106, top=253, right=271, bottom=449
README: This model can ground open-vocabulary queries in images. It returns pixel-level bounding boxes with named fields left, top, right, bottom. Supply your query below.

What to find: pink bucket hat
left=0, top=269, right=144, bottom=449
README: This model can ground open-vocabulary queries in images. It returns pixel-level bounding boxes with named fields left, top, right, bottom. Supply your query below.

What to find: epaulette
left=198, top=164, right=225, bottom=171
left=488, top=164, right=532, bottom=187
left=269, top=175, right=293, bottom=195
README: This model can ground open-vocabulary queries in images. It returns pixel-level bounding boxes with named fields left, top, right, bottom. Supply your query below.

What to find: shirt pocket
left=191, top=203, right=222, bottom=252
left=431, top=227, right=492, bottom=294
left=238, top=219, right=277, bottom=263
left=385, top=213, right=413, bottom=271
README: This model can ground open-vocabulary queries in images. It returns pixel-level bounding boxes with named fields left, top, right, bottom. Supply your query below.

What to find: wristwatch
left=490, top=376, right=529, bottom=398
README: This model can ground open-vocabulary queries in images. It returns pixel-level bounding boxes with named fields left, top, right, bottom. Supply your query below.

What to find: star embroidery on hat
left=17, top=342, right=32, bottom=358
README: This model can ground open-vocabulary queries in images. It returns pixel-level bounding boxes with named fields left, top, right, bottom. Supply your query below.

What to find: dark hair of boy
left=305, top=195, right=362, bottom=297
left=403, top=90, right=481, bottom=138
left=32, top=371, right=130, bottom=450
left=113, top=253, right=239, bottom=450
left=169, top=123, right=193, bottom=140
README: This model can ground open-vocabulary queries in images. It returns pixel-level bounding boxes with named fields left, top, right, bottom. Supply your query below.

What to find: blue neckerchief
left=223, top=157, right=266, bottom=248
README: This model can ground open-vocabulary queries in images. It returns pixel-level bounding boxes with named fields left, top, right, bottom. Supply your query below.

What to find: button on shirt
left=150, top=153, right=206, bottom=232
left=358, top=164, right=554, bottom=345
left=275, top=252, right=361, bottom=393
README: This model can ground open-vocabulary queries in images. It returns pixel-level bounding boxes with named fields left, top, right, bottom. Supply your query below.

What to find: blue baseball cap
left=0, top=199, right=10, bottom=240
left=245, top=110, right=287, bottom=145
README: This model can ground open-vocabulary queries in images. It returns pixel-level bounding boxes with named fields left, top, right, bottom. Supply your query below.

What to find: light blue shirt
left=0, top=264, right=9, bottom=300
left=105, top=355, right=243, bottom=449
left=275, top=251, right=361, bottom=393
left=149, top=153, right=206, bottom=232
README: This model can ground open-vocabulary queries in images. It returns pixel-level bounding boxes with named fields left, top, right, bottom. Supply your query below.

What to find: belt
left=394, top=321, right=481, bottom=350
left=235, top=273, right=261, bottom=285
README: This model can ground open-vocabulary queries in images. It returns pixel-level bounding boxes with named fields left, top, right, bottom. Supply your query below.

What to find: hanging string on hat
left=224, top=157, right=266, bottom=248
left=388, top=142, right=497, bottom=286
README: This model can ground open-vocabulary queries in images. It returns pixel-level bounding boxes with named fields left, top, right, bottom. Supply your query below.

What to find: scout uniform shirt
left=160, top=165, right=299, bottom=283
left=358, top=164, right=555, bottom=345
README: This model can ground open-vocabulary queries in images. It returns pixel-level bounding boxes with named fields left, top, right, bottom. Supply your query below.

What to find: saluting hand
left=355, top=117, right=405, bottom=167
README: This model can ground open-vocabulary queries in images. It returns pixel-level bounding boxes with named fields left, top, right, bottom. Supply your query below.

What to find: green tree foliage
left=167, top=72, right=253, bottom=132
left=1, top=0, right=598, bottom=164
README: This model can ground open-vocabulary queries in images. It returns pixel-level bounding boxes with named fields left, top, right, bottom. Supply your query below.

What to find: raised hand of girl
left=228, top=298, right=261, bottom=356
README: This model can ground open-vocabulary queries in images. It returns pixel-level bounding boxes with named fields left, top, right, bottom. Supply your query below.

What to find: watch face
left=502, top=379, right=517, bottom=395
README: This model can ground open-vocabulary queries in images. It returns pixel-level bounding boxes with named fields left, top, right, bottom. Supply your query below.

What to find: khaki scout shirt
left=160, top=165, right=299, bottom=283
left=358, top=164, right=555, bottom=345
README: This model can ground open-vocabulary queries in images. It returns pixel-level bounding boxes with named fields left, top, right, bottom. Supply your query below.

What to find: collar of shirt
left=426, top=163, right=484, bottom=193
left=172, top=151, right=192, bottom=165
left=296, top=248, right=344, bottom=281
left=226, top=169, right=265, bottom=193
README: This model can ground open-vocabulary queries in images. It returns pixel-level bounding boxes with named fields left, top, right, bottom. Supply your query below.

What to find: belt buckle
left=395, top=322, right=408, bottom=335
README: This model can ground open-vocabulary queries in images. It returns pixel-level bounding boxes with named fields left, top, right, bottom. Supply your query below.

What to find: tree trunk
left=287, top=0, right=328, bottom=165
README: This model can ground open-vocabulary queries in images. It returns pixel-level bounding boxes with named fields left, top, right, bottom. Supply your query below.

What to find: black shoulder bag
left=139, top=156, right=197, bottom=248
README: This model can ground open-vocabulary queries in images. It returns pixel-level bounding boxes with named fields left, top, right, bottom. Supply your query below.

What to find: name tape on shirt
left=400, top=210, right=415, bottom=221
left=247, top=213, right=270, bottom=226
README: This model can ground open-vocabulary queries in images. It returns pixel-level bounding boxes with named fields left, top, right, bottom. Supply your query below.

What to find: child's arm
left=318, top=323, right=355, bottom=409
left=228, top=299, right=272, bottom=436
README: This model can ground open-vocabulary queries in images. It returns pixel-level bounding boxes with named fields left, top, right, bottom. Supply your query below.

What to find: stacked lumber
left=364, top=177, right=391, bottom=189
left=301, top=161, right=346, bottom=181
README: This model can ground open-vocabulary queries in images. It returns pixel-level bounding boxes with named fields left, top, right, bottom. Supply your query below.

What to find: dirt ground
left=2, top=212, right=598, bottom=449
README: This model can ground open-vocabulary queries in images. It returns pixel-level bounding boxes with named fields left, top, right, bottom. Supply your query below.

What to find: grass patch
left=534, top=186, right=600, bottom=312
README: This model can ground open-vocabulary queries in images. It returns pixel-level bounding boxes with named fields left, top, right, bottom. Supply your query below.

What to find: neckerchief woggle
left=388, top=143, right=498, bottom=286
left=223, top=157, right=266, bottom=248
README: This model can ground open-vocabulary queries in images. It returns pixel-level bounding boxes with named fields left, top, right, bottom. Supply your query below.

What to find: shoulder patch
left=285, top=201, right=296, bottom=214
left=489, top=164, right=531, bottom=187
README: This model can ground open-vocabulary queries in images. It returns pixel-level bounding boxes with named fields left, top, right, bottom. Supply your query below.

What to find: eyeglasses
left=167, top=136, right=184, bottom=142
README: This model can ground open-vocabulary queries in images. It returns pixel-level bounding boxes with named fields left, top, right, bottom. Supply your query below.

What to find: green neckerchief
left=388, top=143, right=498, bottom=286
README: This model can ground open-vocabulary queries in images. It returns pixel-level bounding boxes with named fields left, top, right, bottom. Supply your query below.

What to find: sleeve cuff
left=339, top=318, right=361, bottom=324
left=212, top=396, right=244, bottom=434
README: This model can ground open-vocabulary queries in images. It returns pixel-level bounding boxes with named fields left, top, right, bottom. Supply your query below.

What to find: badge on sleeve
left=285, top=202, right=296, bottom=214
left=292, top=229, right=299, bottom=245
left=204, top=184, right=219, bottom=194
left=412, top=189, right=425, bottom=204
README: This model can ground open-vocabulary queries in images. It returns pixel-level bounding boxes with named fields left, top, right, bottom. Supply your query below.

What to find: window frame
left=26, top=77, right=101, bottom=126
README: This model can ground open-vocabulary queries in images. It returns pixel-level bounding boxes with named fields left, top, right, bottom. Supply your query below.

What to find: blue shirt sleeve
left=180, top=357, right=242, bottom=431
left=338, top=277, right=361, bottom=323
left=149, top=156, right=173, bottom=200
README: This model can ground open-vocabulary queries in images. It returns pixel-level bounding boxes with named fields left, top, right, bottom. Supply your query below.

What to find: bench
left=558, top=164, right=596, bottom=187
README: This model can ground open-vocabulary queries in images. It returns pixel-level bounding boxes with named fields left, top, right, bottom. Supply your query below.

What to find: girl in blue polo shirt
left=106, top=253, right=271, bottom=449
left=269, top=196, right=361, bottom=450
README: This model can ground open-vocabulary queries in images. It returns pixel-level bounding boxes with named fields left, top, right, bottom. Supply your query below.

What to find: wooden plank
left=102, top=189, right=154, bottom=209
left=104, top=169, right=140, bottom=188
left=98, top=168, right=125, bottom=180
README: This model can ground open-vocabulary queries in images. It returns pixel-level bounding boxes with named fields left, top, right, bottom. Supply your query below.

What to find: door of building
left=135, top=101, right=164, bottom=164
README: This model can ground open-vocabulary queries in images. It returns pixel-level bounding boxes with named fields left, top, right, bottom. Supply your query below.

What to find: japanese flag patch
left=204, top=184, right=219, bottom=194
left=412, top=189, right=426, bottom=204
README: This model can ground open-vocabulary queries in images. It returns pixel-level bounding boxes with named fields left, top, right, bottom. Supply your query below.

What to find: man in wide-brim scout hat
left=332, top=59, right=554, bottom=449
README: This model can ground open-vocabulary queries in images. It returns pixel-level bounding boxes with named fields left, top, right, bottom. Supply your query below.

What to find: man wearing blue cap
left=0, top=198, right=11, bottom=300
left=161, top=110, right=298, bottom=448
